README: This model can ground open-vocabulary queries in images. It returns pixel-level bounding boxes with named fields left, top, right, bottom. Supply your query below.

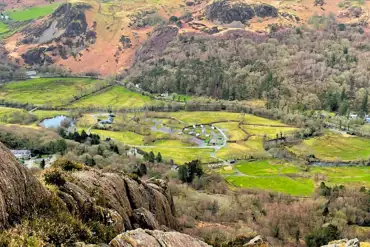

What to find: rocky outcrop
left=135, top=26, right=179, bottom=62
left=321, top=238, right=360, bottom=247
left=21, top=47, right=53, bottom=65
left=46, top=163, right=177, bottom=232
left=21, top=3, right=96, bottom=65
left=0, top=142, right=50, bottom=229
left=110, top=228, right=211, bottom=247
left=206, top=0, right=278, bottom=24
left=0, top=142, right=177, bottom=240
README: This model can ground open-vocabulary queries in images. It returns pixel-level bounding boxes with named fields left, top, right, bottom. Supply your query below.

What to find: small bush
left=305, top=224, right=340, bottom=247
left=44, top=169, right=66, bottom=187
left=52, top=158, right=83, bottom=171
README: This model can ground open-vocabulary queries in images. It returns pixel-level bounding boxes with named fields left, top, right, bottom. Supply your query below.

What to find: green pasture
left=6, top=3, right=60, bottom=21
left=226, top=175, right=315, bottom=196
left=289, top=131, right=370, bottom=161
left=223, top=159, right=370, bottom=196
left=236, top=160, right=300, bottom=176
left=214, top=122, right=248, bottom=141
left=242, top=125, right=298, bottom=138
left=32, top=110, right=71, bottom=119
left=152, top=139, right=193, bottom=147
left=70, top=86, right=155, bottom=109
left=0, top=107, right=23, bottom=123
left=141, top=147, right=217, bottom=164
left=0, top=78, right=100, bottom=107
left=310, top=166, right=370, bottom=187
left=86, top=129, right=144, bottom=145
left=0, top=22, right=9, bottom=34
left=216, top=136, right=265, bottom=160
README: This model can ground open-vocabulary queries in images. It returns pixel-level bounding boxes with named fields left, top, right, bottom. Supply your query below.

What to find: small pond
left=40, top=115, right=74, bottom=129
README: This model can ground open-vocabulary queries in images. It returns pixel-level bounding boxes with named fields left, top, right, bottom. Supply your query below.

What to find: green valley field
left=222, top=159, right=370, bottom=196
left=70, top=85, right=156, bottom=109
left=1, top=91, right=369, bottom=197
left=289, top=131, right=370, bottom=161
left=5, top=3, right=60, bottom=21
left=0, top=78, right=102, bottom=107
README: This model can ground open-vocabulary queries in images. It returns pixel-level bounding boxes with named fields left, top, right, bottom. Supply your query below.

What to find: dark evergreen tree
left=156, top=152, right=162, bottom=163
left=40, top=159, right=46, bottom=169
left=148, top=151, right=155, bottom=163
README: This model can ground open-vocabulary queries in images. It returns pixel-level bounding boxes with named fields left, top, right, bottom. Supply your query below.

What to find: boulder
left=345, top=238, right=359, bottom=247
left=243, top=235, right=264, bottom=246
left=0, top=142, right=50, bottom=229
left=109, top=228, right=211, bottom=247
left=131, top=207, right=160, bottom=230
left=49, top=168, right=178, bottom=231
left=322, top=238, right=360, bottom=247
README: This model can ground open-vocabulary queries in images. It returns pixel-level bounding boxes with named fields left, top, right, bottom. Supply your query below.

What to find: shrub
left=52, top=158, right=84, bottom=171
left=44, top=169, right=66, bottom=187
left=305, top=224, right=340, bottom=247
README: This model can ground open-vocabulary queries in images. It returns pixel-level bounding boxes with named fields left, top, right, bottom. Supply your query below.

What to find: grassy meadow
left=0, top=107, right=23, bottom=124
left=141, top=146, right=217, bottom=164
left=221, top=159, right=370, bottom=196
left=84, top=129, right=145, bottom=145
left=226, top=175, right=315, bottom=196
left=214, top=122, right=249, bottom=141
left=0, top=22, right=9, bottom=34
left=243, top=125, right=298, bottom=138
left=0, top=78, right=100, bottom=107
left=6, top=3, right=60, bottom=21
left=70, top=86, right=155, bottom=109
left=289, top=131, right=370, bottom=161
left=216, top=137, right=265, bottom=160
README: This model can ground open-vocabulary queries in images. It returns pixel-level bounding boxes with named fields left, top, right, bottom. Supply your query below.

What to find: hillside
left=2, top=0, right=370, bottom=75
left=0, top=141, right=212, bottom=245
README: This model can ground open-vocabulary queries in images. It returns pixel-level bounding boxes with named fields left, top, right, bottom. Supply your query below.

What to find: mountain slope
left=4, top=0, right=370, bottom=75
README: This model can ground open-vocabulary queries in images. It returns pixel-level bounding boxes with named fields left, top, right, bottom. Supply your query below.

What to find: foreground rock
left=0, top=142, right=49, bottom=229
left=321, top=238, right=360, bottom=247
left=0, top=142, right=177, bottom=244
left=48, top=159, right=177, bottom=232
left=110, top=228, right=211, bottom=247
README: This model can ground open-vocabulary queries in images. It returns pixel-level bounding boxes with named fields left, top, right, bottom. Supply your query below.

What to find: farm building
left=11, top=150, right=31, bottom=160
left=100, top=116, right=114, bottom=124
left=25, top=71, right=39, bottom=79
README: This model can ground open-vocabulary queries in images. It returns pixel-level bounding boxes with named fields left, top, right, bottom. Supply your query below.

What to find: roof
left=11, top=150, right=31, bottom=154
left=26, top=71, right=37, bottom=76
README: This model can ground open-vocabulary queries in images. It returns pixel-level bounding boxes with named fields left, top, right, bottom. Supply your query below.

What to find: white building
left=11, top=150, right=32, bottom=160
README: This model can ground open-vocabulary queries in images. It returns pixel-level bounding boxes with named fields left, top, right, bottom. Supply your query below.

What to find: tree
left=40, top=159, right=46, bottom=169
left=319, top=182, right=331, bottom=197
left=54, top=139, right=67, bottom=154
left=338, top=101, right=348, bottom=116
left=178, top=165, right=187, bottom=182
left=148, top=151, right=155, bottom=163
left=139, top=163, right=147, bottom=176
left=361, top=91, right=368, bottom=116
left=177, top=160, right=203, bottom=183
left=305, top=224, right=340, bottom=247
left=81, top=130, right=88, bottom=141
left=156, top=152, right=162, bottom=163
